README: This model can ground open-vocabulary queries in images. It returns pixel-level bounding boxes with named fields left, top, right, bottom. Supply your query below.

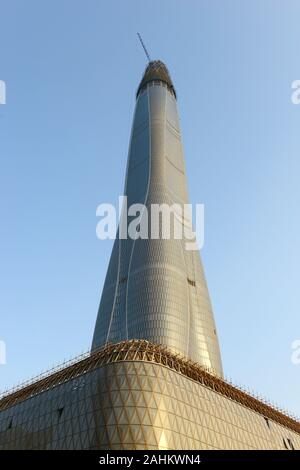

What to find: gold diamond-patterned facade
left=0, top=341, right=299, bottom=450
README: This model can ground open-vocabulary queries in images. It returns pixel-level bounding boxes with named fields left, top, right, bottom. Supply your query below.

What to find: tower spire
left=137, top=32, right=151, bottom=62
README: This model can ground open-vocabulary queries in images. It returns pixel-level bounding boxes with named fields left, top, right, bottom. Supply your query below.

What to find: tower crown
left=137, top=60, right=176, bottom=98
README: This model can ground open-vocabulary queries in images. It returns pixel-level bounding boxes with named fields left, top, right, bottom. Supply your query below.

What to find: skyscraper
left=92, top=61, right=223, bottom=377
left=0, top=61, right=299, bottom=450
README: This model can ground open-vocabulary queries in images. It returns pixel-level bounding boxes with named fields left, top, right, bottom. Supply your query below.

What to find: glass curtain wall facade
left=92, top=61, right=223, bottom=377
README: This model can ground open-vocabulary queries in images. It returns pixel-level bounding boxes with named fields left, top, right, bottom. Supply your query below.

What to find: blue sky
left=0, top=1, right=300, bottom=417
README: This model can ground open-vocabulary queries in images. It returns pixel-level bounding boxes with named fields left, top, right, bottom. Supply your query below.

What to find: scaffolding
left=0, top=339, right=299, bottom=435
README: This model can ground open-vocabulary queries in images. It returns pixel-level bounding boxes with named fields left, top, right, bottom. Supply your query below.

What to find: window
left=119, top=277, right=127, bottom=284
left=57, top=407, right=64, bottom=418
left=283, top=437, right=289, bottom=450
left=264, top=417, right=270, bottom=429
left=187, top=278, right=196, bottom=287
left=287, top=438, right=295, bottom=450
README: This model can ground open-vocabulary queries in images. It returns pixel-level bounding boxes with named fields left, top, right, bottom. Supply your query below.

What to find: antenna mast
left=137, top=33, right=151, bottom=63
